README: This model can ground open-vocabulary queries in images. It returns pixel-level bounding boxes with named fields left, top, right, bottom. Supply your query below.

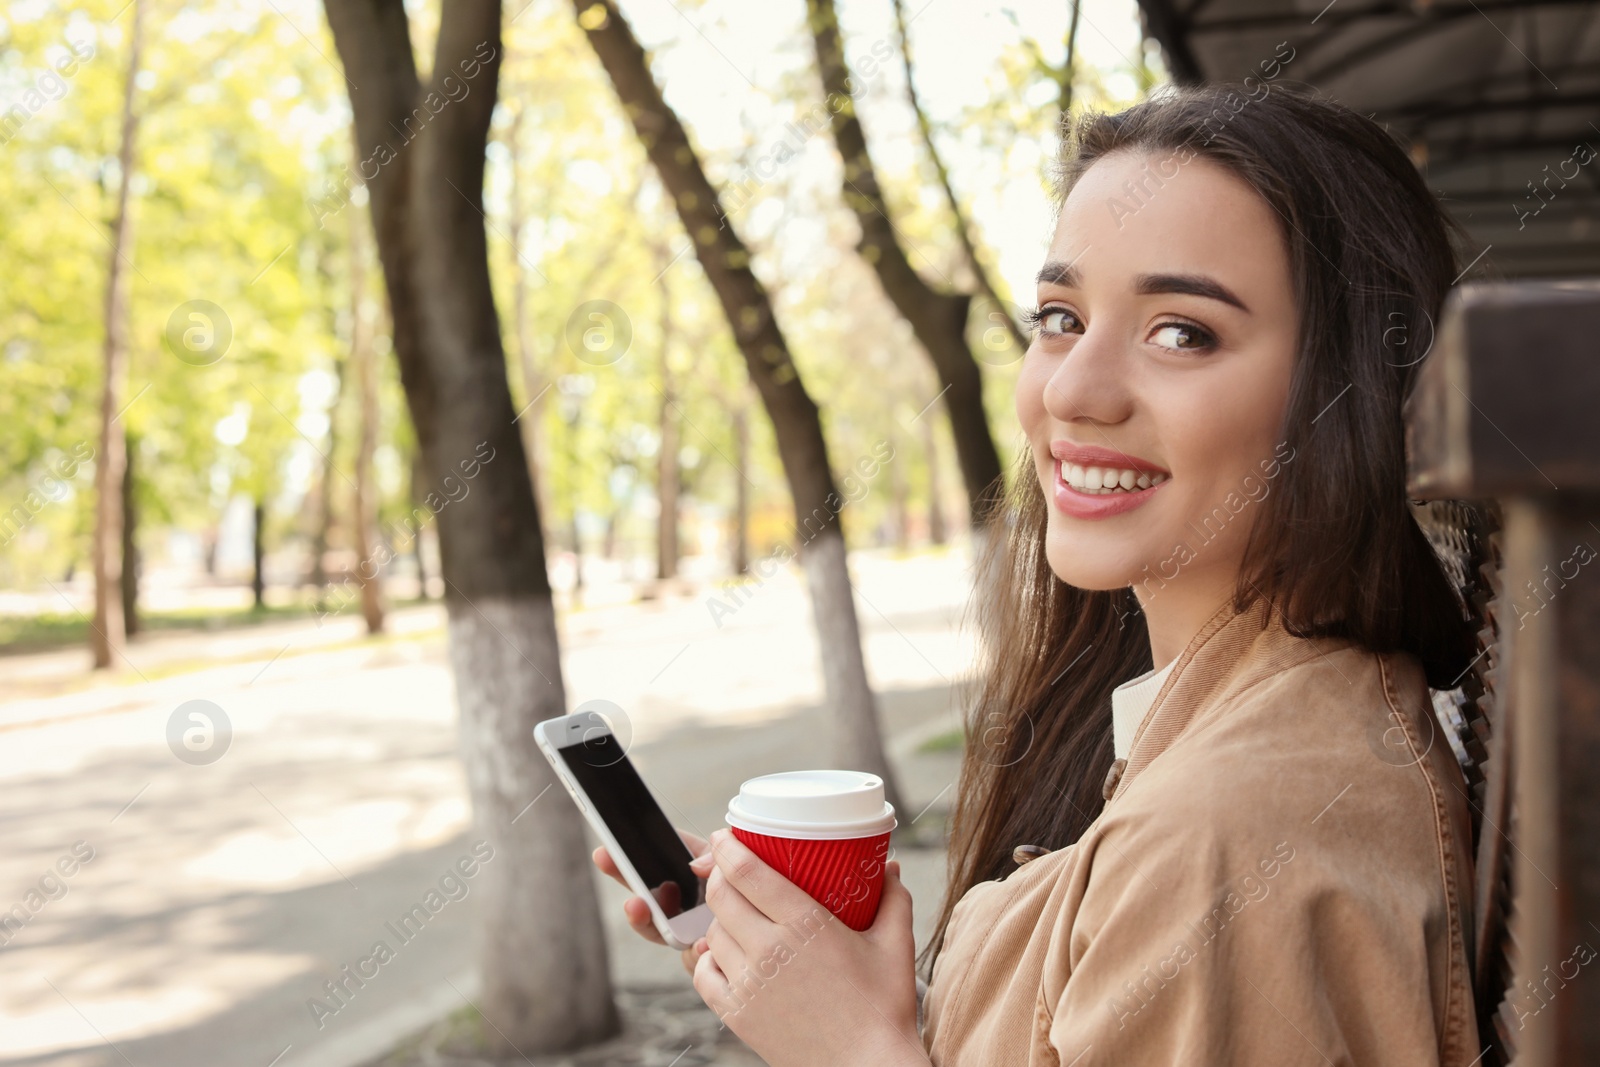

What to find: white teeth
left=1060, top=461, right=1167, bottom=494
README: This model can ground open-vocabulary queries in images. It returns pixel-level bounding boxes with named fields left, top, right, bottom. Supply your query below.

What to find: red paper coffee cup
left=725, top=770, right=896, bottom=931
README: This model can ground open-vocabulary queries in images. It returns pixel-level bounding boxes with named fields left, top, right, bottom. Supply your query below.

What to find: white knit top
left=1111, top=658, right=1177, bottom=759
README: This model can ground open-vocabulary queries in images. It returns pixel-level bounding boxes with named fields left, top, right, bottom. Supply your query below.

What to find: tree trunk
left=322, top=0, right=617, bottom=1052
left=1061, top=0, right=1082, bottom=120
left=410, top=448, right=432, bottom=599
left=252, top=498, right=267, bottom=609
left=603, top=503, right=620, bottom=560
left=310, top=353, right=346, bottom=603
left=921, top=413, right=947, bottom=546
left=120, top=430, right=139, bottom=637
left=504, top=100, right=553, bottom=539
left=891, top=430, right=911, bottom=551
left=91, top=0, right=144, bottom=670
left=889, top=0, right=1025, bottom=354
left=732, top=396, right=749, bottom=576
left=350, top=146, right=386, bottom=635
left=576, top=0, right=905, bottom=815
left=565, top=409, right=584, bottom=600
left=655, top=279, right=679, bottom=582
left=807, top=0, right=1005, bottom=531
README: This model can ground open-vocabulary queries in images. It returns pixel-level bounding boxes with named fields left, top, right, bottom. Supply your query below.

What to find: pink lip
left=1049, top=441, right=1168, bottom=475
left=1049, top=454, right=1164, bottom=518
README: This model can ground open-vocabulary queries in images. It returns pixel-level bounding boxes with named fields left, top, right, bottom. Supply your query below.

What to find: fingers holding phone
left=619, top=894, right=667, bottom=946
left=539, top=711, right=714, bottom=953
left=591, top=827, right=710, bottom=949
left=682, top=936, right=709, bottom=977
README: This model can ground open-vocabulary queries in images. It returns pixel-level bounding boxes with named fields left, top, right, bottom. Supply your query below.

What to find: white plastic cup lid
left=725, top=769, right=897, bottom=840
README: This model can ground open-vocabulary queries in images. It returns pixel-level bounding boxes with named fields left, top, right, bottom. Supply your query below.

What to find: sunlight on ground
left=0, top=549, right=975, bottom=1062
left=1, top=952, right=316, bottom=1057
left=184, top=796, right=469, bottom=887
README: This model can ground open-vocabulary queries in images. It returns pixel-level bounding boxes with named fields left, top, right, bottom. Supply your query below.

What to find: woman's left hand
left=687, top=828, right=926, bottom=1067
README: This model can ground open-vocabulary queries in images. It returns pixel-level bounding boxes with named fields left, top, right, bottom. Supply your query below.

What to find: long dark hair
left=918, top=84, right=1476, bottom=982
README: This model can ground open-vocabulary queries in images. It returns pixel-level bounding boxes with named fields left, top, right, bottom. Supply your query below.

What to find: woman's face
left=1016, top=150, right=1299, bottom=602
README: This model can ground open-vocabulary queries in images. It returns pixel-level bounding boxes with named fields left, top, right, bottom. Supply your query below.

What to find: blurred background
left=1, top=0, right=1595, bottom=1064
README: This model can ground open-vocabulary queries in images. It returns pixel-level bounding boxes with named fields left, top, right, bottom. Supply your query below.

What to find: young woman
left=595, top=83, right=1481, bottom=1066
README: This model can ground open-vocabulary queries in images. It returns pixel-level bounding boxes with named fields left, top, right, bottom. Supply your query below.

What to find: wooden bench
left=1408, top=278, right=1600, bottom=1066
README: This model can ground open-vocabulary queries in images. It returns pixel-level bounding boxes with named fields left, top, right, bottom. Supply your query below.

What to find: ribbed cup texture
left=730, top=827, right=891, bottom=931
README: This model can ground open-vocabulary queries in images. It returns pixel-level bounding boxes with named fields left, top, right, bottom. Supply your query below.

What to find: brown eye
left=1150, top=322, right=1215, bottom=351
left=1027, top=306, right=1082, bottom=337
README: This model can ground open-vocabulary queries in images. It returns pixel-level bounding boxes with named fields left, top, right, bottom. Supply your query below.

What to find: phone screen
left=557, top=736, right=706, bottom=918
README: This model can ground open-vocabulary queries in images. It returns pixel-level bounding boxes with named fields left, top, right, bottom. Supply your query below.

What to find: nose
left=1040, top=320, right=1132, bottom=428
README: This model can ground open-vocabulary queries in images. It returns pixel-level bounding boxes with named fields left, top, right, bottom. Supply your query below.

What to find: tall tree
left=805, top=0, right=1006, bottom=531
left=921, top=412, right=948, bottom=546
left=349, top=150, right=386, bottom=634
left=322, top=0, right=617, bottom=1053
left=308, top=351, right=346, bottom=604
left=120, top=429, right=140, bottom=636
left=1062, top=0, right=1083, bottom=118
left=654, top=245, right=680, bottom=582
left=1005, top=3, right=1084, bottom=136
left=890, top=0, right=1026, bottom=354
left=251, top=498, right=267, bottom=608
left=557, top=375, right=589, bottom=602
left=502, top=99, right=553, bottom=539
left=574, top=0, right=906, bottom=815
left=408, top=447, right=433, bottom=599
left=91, top=0, right=146, bottom=669
left=731, top=390, right=750, bottom=575
left=890, top=427, right=911, bottom=551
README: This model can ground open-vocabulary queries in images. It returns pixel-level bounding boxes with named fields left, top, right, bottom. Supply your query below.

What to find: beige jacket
left=920, top=597, right=1479, bottom=1065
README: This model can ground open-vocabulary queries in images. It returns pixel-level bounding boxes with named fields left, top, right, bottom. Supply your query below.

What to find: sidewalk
left=368, top=984, right=771, bottom=1067
left=0, top=548, right=972, bottom=1067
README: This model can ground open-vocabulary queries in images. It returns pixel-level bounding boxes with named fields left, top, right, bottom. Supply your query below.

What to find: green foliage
left=0, top=0, right=412, bottom=589
left=0, top=0, right=1164, bottom=601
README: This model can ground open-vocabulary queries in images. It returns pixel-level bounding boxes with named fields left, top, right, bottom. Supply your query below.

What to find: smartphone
left=534, top=709, right=712, bottom=951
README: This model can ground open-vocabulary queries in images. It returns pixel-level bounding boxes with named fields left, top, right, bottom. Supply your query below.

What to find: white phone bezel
left=534, top=711, right=712, bottom=951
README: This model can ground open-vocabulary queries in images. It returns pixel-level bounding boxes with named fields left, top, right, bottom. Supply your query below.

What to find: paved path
left=0, top=549, right=973, bottom=1067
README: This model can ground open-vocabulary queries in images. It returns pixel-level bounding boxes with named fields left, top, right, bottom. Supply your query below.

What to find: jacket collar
left=1110, top=594, right=1352, bottom=802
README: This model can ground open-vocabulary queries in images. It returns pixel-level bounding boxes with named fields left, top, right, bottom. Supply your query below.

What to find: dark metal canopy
left=1134, top=0, right=1600, bottom=277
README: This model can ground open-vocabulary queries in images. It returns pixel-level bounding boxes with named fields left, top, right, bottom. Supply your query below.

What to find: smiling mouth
left=1057, top=461, right=1169, bottom=495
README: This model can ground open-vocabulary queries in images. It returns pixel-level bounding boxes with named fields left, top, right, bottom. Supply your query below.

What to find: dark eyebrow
left=1035, top=264, right=1250, bottom=314
left=1035, top=261, right=1080, bottom=288
left=1135, top=272, right=1250, bottom=313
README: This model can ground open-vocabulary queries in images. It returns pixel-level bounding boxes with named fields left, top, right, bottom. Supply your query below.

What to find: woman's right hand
left=592, top=828, right=711, bottom=978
